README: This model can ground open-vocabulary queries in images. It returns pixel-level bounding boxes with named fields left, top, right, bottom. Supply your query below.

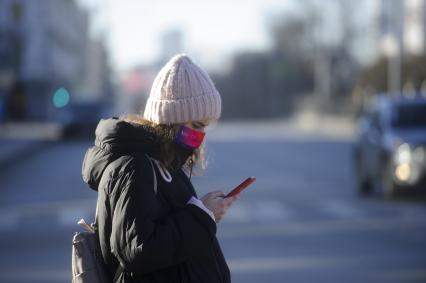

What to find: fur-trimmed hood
left=82, top=117, right=160, bottom=191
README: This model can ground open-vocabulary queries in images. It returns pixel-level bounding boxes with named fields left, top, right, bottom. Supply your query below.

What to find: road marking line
left=0, top=268, right=69, bottom=282
left=0, top=198, right=95, bottom=215
left=228, top=255, right=364, bottom=272
left=320, top=199, right=364, bottom=218
left=58, top=206, right=93, bottom=227
left=253, top=200, right=291, bottom=222
left=0, top=211, right=20, bottom=231
left=0, top=198, right=96, bottom=230
left=219, top=216, right=426, bottom=238
left=222, top=202, right=251, bottom=223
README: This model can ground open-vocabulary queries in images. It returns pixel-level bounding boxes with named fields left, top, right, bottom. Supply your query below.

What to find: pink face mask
left=175, top=126, right=205, bottom=149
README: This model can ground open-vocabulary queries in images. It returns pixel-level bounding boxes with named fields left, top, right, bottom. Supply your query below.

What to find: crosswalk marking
left=0, top=211, right=19, bottom=230
left=228, top=255, right=364, bottom=272
left=320, top=199, right=365, bottom=218
left=222, top=199, right=292, bottom=224
left=0, top=197, right=425, bottom=232
left=224, top=199, right=365, bottom=224
left=221, top=202, right=251, bottom=223
left=57, top=206, right=93, bottom=227
left=0, top=198, right=96, bottom=231
left=0, top=267, right=69, bottom=282
left=219, top=216, right=426, bottom=239
left=253, top=200, right=291, bottom=222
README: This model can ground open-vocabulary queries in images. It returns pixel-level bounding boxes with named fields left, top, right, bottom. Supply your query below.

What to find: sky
left=78, top=0, right=378, bottom=73
left=78, top=0, right=293, bottom=72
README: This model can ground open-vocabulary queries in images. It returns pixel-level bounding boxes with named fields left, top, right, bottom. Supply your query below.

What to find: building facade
left=0, top=0, right=89, bottom=121
left=379, top=0, right=426, bottom=56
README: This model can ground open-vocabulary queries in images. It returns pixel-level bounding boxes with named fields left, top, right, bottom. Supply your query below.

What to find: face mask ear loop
left=189, top=157, right=194, bottom=181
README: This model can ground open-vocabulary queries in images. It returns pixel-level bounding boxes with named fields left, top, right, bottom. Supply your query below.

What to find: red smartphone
left=225, top=177, right=256, bottom=198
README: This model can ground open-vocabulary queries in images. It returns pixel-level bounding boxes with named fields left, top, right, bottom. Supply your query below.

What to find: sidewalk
left=0, top=123, right=62, bottom=171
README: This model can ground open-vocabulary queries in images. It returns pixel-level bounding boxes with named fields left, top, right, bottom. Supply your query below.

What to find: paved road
left=0, top=128, right=425, bottom=283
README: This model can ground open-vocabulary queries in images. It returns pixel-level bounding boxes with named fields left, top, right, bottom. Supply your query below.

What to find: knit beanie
left=143, top=54, right=222, bottom=124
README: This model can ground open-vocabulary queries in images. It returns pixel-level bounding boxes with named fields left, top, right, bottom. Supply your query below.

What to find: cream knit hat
left=143, top=54, right=221, bottom=124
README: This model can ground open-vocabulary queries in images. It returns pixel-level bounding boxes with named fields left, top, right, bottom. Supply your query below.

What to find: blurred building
left=404, top=0, right=426, bottom=55
left=0, top=0, right=111, bottom=123
left=375, top=0, right=426, bottom=93
left=379, top=0, right=426, bottom=56
left=117, top=28, right=185, bottom=115
left=82, top=38, right=113, bottom=102
left=160, top=29, right=183, bottom=64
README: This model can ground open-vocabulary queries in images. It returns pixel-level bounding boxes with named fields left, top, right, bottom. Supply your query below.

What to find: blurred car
left=353, top=94, right=426, bottom=198
left=61, top=101, right=113, bottom=138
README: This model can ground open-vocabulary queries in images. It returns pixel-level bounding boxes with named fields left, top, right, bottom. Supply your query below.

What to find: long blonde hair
left=120, top=114, right=207, bottom=174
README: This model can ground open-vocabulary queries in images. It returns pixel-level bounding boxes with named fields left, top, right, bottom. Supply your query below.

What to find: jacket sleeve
left=110, top=158, right=216, bottom=275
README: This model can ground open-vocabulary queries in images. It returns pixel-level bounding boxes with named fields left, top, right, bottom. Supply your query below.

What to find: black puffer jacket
left=82, top=118, right=231, bottom=283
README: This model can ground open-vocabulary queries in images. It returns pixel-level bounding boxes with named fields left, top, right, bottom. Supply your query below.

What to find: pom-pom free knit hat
left=143, top=54, right=221, bottom=124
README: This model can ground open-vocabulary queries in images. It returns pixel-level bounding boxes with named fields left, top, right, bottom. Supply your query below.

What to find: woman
left=82, top=54, right=238, bottom=282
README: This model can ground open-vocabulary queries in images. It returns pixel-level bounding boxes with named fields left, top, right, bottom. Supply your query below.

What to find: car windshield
left=391, top=103, right=426, bottom=128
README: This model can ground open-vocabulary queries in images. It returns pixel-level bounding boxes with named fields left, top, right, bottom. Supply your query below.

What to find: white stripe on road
left=219, top=216, right=426, bottom=238
left=0, top=198, right=96, bottom=231
left=224, top=198, right=387, bottom=225
left=253, top=200, right=292, bottom=222
left=320, top=199, right=364, bottom=218
left=222, top=200, right=291, bottom=223
left=57, top=206, right=94, bottom=227
left=223, top=198, right=371, bottom=225
left=229, top=255, right=426, bottom=281
left=0, top=268, right=69, bottom=282
left=221, top=202, right=251, bottom=223
left=228, top=255, right=363, bottom=272
left=0, top=211, right=20, bottom=230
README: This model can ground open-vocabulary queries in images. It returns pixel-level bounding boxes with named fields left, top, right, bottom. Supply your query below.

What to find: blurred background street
left=1, top=0, right=426, bottom=282
left=1, top=119, right=426, bottom=282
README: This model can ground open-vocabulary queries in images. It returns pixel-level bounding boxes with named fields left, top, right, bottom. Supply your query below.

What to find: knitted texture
left=143, top=54, right=221, bottom=124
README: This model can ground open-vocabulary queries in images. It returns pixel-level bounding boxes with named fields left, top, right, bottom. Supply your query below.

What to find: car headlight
left=394, top=163, right=412, bottom=182
left=393, top=143, right=410, bottom=164
left=393, top=143, right=424, bottom=185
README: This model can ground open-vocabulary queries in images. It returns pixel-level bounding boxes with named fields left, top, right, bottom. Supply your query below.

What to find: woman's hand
left=201, top=191, right=239, bottom=223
